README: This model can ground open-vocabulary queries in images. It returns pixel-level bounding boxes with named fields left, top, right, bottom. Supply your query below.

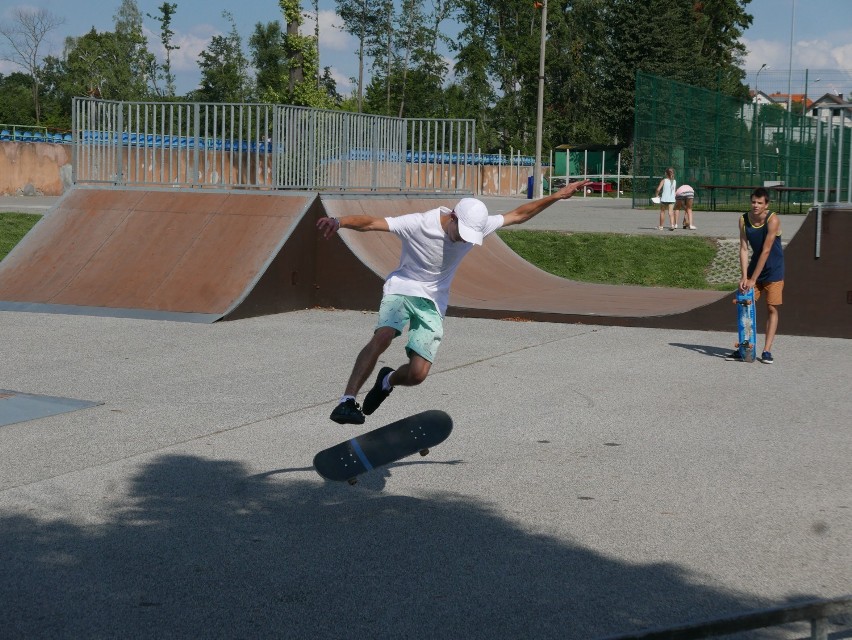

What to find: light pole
left=755, top=63, right=767, bottom=97
left=786, top=0, right=795, bottom=113
left=755, top=64, right=767, bottom=181
left=533, top=0, right=547, bottom=199
left=784, top=0, right=795, bottom=185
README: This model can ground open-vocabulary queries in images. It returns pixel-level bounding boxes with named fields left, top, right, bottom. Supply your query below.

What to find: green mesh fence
left=633, top=72, right=850, bottom=210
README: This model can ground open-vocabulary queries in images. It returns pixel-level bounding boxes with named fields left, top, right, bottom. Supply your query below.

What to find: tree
left=147, top=2, right=180, bottom=97
left=58, top=2, right=155, bottom=103
left=336, top=0, right=375, bottom=113
left=0, top=7, right=65, bottom=124
left=113, top=0, right=157, bottom=98
left=278, top=0, right=333, bottom=107
left=195, top=12, right=251, bottom=103
left=250, top=21, right=288, bottom=102
left=594, top=0, right=752, bottom=146
left=0, top=71, right=38, bottom=125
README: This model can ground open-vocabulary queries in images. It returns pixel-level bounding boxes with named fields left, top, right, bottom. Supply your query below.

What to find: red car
left=584, top=181, right=614, bottom=193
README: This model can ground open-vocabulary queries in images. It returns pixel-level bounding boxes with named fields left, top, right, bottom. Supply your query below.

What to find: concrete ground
left=1, top=192, right=846, bottom=639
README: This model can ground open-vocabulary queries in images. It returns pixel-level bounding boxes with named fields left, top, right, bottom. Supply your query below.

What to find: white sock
left=382, top=372, right=393, bottom=391
left=340, top=394, right=355, bottom=404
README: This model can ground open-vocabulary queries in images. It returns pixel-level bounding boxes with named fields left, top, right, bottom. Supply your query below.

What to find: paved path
left=0, top=310, right=848, bottom=638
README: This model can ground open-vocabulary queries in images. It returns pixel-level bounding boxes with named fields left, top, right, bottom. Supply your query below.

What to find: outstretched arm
left=502, top=180, right=591, bottom=227
left=317, top=214, right=390, bottom=239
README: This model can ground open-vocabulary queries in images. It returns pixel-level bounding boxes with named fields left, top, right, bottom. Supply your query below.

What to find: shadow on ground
left=0, top=454, right=826, bottom=638
left=670, top=342, right=733, bottom=359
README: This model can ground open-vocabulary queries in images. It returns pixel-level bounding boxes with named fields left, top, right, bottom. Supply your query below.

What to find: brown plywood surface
left=3, top=189, right=847, bottom=336
left=319, top=195, right=727, bottom=320
left=0, top=187, right=312, bottom=318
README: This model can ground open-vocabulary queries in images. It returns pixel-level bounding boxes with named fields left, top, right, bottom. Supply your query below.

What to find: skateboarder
left=726, top=187, right=785, bottom=364
left=317, top=180, right=591, bottom=424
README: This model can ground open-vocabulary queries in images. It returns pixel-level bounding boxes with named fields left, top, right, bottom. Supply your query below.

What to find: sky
left=1, top=0, right=851, bottom=97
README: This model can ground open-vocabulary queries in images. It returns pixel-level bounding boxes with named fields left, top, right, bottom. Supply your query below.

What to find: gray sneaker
left=330, top=398, right=365, bottom=425
left=363, top=367, right=394, bottom=415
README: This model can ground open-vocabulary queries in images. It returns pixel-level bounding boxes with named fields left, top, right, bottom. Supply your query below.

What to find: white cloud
left=830, top=42, right=852, bottom=70
left=301, top=10, right=356, bottom=53
left=166, top=25, right=218, bottom=72
left=742, top=38, right=789, bottom=71
left=326, top=66, right=353, bottom=93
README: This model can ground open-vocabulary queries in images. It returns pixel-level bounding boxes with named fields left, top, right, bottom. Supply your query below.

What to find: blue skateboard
left=314, top=410, right=453, bottom=485
left=734, top=289, right=758, bottom=362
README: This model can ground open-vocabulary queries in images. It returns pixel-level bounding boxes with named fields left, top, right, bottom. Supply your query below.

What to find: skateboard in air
left=734, top=288, right=757, bottom=362
left=314, top=410, right=453, bottom=485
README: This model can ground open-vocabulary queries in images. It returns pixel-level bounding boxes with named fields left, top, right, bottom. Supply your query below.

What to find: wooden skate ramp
left=317, top=195, right=850, bottom=338
left=0, top=187, right=319, bottom=322
left=317, top=194, right=728, bottom=323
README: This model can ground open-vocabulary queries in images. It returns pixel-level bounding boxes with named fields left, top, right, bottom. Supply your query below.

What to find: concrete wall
left=0, top=142, right=73, bottom=196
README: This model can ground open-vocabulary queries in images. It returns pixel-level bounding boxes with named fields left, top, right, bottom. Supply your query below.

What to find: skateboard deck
left=735, top=288, right=758, bottom=362
left=314, top=410, right=453, bottom=485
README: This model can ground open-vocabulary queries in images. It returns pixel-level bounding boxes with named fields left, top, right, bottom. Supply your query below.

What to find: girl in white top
left=655, top=167, right=677, bottom=230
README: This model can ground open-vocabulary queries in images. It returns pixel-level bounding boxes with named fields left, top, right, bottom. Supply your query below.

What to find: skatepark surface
left=1, top=192, right=849, bottom=638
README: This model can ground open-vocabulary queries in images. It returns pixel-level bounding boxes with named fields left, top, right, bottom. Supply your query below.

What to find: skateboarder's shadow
left=352, top=459, right=466, bottom=491
left=254, top=459, right=466, bottom=492
left=669, top=342, right=731, bottom=358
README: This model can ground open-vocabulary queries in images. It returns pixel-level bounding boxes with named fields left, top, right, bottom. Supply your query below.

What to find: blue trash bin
left=527, top=175, right=534, bottom=199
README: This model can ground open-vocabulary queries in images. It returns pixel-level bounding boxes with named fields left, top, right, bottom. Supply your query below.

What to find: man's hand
left=554, top=180, right=591, bottom=199
left=317, top=216, right=341, bottom=239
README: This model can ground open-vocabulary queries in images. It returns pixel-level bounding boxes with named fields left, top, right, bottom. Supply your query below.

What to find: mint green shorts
left=376, top=294, right=443, bottom=363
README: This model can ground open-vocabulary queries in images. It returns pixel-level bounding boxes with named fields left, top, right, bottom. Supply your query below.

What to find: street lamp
left=533, top=0, right=547, bottom=198
left=755, top=63, right=768, bottom=100
left=754, top=64, right=767, bottom=181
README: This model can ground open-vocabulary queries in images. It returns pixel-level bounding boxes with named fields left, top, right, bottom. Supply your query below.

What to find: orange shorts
left=755, top=280, right=783, bottom=306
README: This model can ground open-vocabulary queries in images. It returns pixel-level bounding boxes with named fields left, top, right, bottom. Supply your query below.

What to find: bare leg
left=343, top=327, right=396, bottom=396
left=668, top=203, right=676, bottom=228
left=659, top=205, right=665, bottom=228
left=388, top=352, right=432, bottom=387
left=764, top=304, right=779, bottom=352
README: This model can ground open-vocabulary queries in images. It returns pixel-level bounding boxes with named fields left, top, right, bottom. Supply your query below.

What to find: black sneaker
left=761, top=351, right=774, bottom=364
left=330, top=398, right=365, bottom=425
left=725, top=350, right=743, bottom=361
left=363, top=367, right=394, bottom=415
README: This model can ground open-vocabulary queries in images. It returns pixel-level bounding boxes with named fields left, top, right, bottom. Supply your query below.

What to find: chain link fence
left=633, top=72, right=851, bottom=210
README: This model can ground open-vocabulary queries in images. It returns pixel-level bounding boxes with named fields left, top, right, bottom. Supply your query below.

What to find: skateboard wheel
left=419, top=448, right=430, bottom=456
left=347, top=478, right=358, bottom=486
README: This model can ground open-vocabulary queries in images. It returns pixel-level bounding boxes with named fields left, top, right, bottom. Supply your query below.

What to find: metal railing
left=813, top=103, right=852, bottom=205
left=599, top=595, right=852, bottom=640
left=71, top=98, right=477, bottom=192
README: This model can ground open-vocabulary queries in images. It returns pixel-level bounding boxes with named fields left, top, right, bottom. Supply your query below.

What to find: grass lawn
left=0, top=212, right=735, bottom=291
left=0, top=212, right=41, bottom=261
left=498, top=230, right=735, bottom=290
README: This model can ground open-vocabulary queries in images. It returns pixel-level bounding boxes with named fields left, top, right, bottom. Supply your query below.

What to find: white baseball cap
left=453, top=198, right=489, bottom=245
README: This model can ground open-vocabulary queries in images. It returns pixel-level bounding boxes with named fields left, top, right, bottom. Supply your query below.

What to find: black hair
left=752, top=187, right=771, bottom=201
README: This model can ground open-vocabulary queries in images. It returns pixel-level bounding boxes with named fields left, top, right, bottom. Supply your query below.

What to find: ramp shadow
left=0, top=454, right=832, bottom=638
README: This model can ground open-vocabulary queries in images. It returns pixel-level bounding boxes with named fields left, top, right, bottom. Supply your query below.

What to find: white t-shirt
left=384, top=206, right=504, bottom=316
